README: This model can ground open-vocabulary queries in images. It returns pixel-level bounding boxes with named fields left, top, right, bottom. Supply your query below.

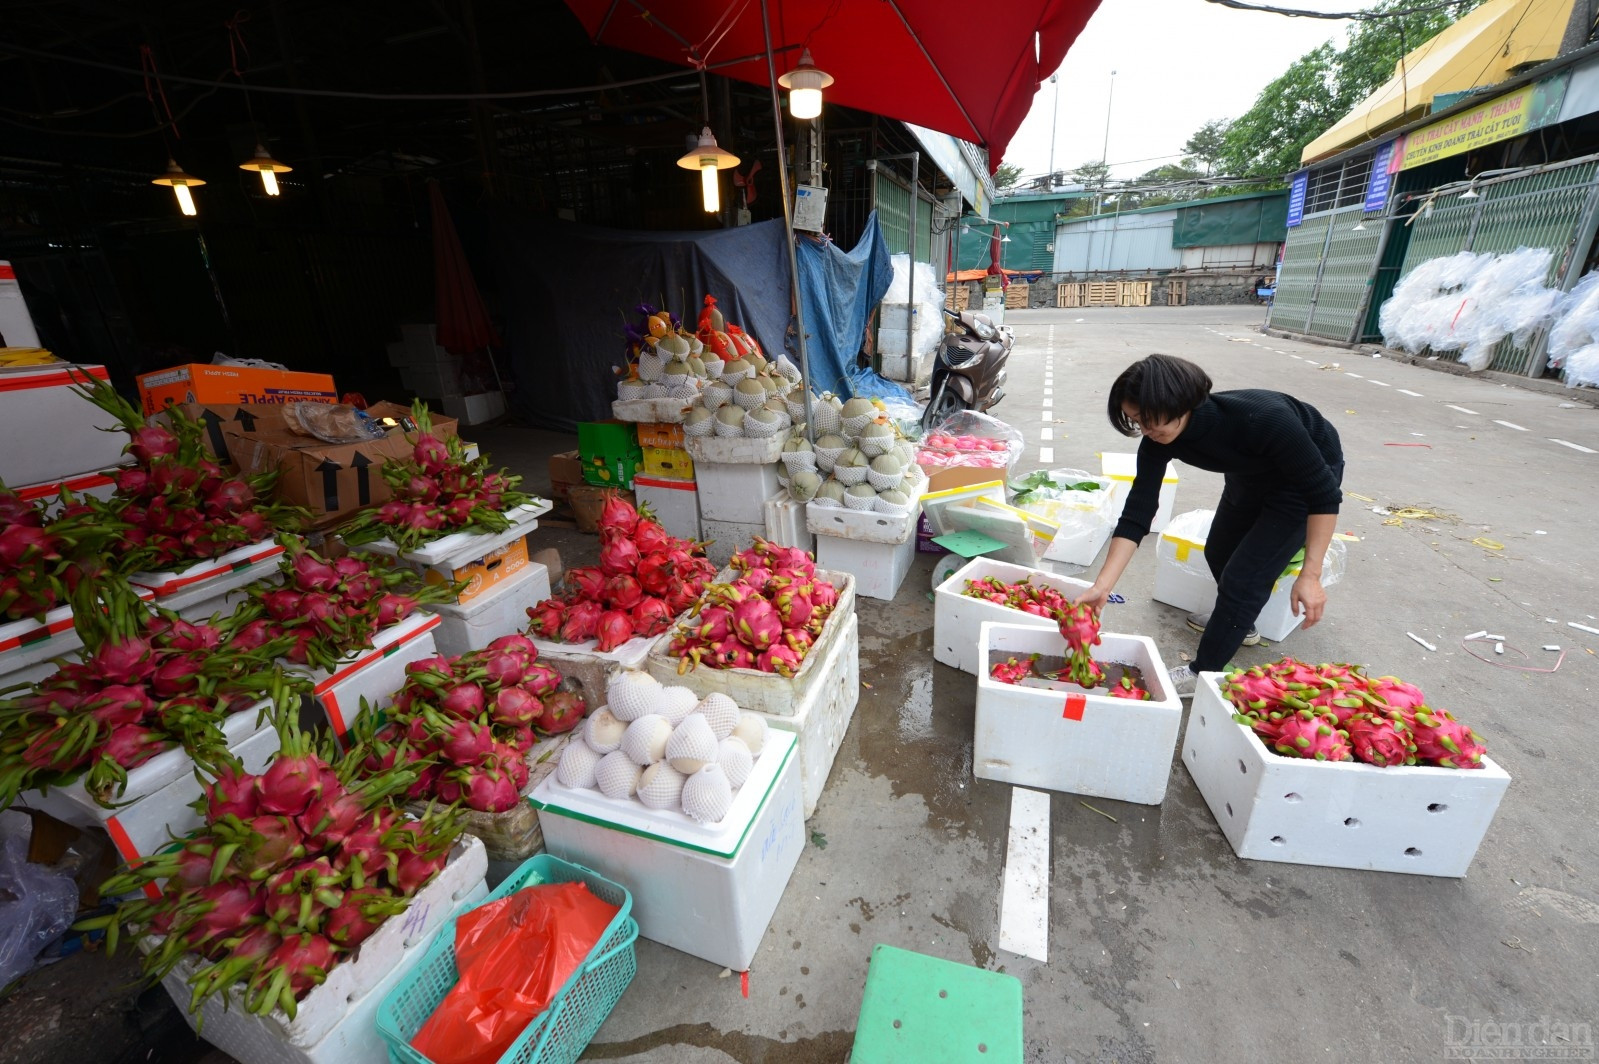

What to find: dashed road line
left=1398, top=389, right=1423, bottom=396
left=1041, top=427, right=1053, bottom=440
left=998, top=787, right=1051, bottom=962
left=1447, top=404, right=1480, bottom=415
left=1042, top=397, right=1052, bottom=407
left=1550, top=438, right=1597, bottom=453
left=1368, top=379, right=1390, bottom=386
left=1041, top=410, right=1052, bottom=422
left=1345, top=372, right=1364, bottom=378
left=1493, top=420, right=1527, bottom=431
left=1044, top=388, right=1052, bottom=396
left=1039, top=446, right=1054, bottom=464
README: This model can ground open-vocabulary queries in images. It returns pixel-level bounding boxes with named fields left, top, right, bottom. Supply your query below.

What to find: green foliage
left=1183, top=120, right=1231, bottom=175
left=993, top=162, right=1023, bottom=189
left=1121, top=161, right=1205, bottom=209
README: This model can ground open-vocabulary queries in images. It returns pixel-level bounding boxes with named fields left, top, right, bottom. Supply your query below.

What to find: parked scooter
left=921, top=308, right=1012, bottom=431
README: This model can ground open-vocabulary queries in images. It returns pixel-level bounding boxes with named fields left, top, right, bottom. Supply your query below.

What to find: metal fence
left=1266, top=214, right=1328, bottom=334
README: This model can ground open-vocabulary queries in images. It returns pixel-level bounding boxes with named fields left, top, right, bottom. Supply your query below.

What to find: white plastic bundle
left=1548, top=270, right=1599, bottom=370
left=1380, top=248, right=1565, bottom=370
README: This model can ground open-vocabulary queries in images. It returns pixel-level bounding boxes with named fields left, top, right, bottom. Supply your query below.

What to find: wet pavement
left=7, top=306, right=1597, bottom=1063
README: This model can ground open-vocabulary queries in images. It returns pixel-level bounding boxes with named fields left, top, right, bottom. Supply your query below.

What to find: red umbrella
left=987, top=225, right=1008, bottom=289
left=561, top=0, right=1100, bottom=165
left=430, top=181, right=500, bottom=356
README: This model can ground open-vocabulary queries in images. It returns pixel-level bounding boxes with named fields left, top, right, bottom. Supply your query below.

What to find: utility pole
left=1048, top=74, right=1060, bottom=186
left=1096, top=70, right=1116, bottom=216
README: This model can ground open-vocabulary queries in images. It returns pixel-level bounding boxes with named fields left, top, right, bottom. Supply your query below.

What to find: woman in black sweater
left=1076, top=354, right=1345, bottom=698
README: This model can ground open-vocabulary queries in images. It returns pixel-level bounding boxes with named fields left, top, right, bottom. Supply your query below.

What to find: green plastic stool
left=850, top=944, right=1023, bottom=1063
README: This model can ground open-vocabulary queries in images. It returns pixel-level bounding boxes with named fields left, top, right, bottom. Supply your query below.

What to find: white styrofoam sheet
left=612, top=397, right=690, bottom=423
left=685, top=434, right=784, bottom=465
left=975, top=623, right=1180, bottom=805
left=353, top=502, right=549, bottom=568
left=0, top=363, right=129, bottom=488
left=933, top=557, right=1093, bottom=675
left=634, top=477, right=701, bottom=542
left=997, top=788, right=1050, bottom=962
left=287, top=612, right=442, bottom=738
left=1182, top=672, right=1511, bottom=877
left=0, top=603, right=82, bottom=680
left=127, top=538, right=285, bottom=595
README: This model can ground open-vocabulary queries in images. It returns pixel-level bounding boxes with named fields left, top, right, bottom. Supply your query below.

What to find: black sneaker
left=1185, top=610, right=1261, bottom=646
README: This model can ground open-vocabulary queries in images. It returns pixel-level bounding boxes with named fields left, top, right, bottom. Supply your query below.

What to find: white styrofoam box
left=157, top=835, right=489, bottom=1063
left=1100, top=451, right=1179, bottom=533
left=1043, top=520, right=1111, bottom=567
left=634, top=475, right=701, bottom=542
left=975, top=623, right=1179, bottom=804
left=933, top=557, right=1093, bottom=675
left=644, top=571, right=857, bottom=717
left=290, top=613, right=441, bottom=739
left=686, top=433, right=785, bottom=466
left=0, top=603, right=82, bottom=681
left=805, top=493, right=921, bottom=546
left=0, top=364, right=131, bottom=488
left=761, top=612, right=859, bottom=819
left=16, top=469, right=120, bottom=513
left=762, top=492, right=813, bottom=555
left=19, top=698, right=273, bottom=834
left=128, top=538, right=285, bottom=600
left=878, top=348, right=930, bottom=384
left=879, top=303, right=922, bottom=331
left=701, top=518, right=765, bottom=569
left=352, top=501, right=549, bottom=569
left=1182, top=673, right=1511, bottom=877
left=695, top=461, right=781, bottom=523
left=611, top=397, right=688, bottom=424
left=441, top=390, right=506, bottom=426
left=424, top=562, right=549, bottom=658
left=0, top=261, right=42, bottom=347
left=530, top=630, right=658, bottom=711
left=814, top=529, right=915, bottom=601
left=533, top=730, right=803, bottom=971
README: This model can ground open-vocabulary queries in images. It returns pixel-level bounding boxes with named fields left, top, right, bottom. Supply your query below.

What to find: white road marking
left=1345, top=372, right=1364, bottom=378
left=1039, top=446, right=1054, bottom=464
left=1041, top=410, right=1052, bottom=422
left=1042, top=427, right=1053, bottom=440
left=1044, top=388, right=1053, bottom=396
left=1368, top=379, right=1390, bottom=387
left=1550, top=438, right=1598, bottom=453
left=998, top=787, right=1051, bottom=962
left=1398, top=389, right=1423, bottom=396
left=1042, top=397, right=1052, bottom=407
left=1493, top=420, right=1527, bottom=431
left=1447, top=404, right=1479, bottom=415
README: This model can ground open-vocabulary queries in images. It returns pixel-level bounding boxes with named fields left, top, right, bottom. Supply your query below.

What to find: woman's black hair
left=1107, top=354, right=1213, bottom=437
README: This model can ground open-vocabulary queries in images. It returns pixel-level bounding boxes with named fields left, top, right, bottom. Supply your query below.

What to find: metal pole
left=1048, top=74, right=1059, bottom=183
left=760, top=0, right=815, bottom=443
left=906, top=152, right=918, bottom=375
left=1096, top=70, right=1116, bottom=216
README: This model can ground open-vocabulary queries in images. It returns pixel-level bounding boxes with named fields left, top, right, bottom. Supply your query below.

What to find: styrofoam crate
left=156, top=835, right=489, bottom=1062
left=528, top=632, right=658, bottom=711
left=685, top=434, right=784, bottom=466
left=878, top=349, right=930, bottom=384
left=352, top=501, right=549, bottom=569
left=644, top=571, right=857, bottom=717
left=611, top=397, right=689, bottom=423
left=423, top=562, right=550, bottom=658
left=762, top=492, right=813, bottom=554
left=975, top=622, right=1179, bottom=804
left=1182, top=673, right=1511, bottom=877
left=1042, top=521, right=1112, bottom=567
left=814, top=531, right=915, bottom=602
left=19, top=698, right=273, bottom=833
left=0, top=364, right=129, bottom=488
left=634, top=475, right=701, bottom=542
left=15, top=469, right=120, bottom=512
left=1101, top=452, right=1179, bottom=533
left=761, top=612, right=859, bottom=819
left=695, top=461, right=781, bottom=523
left=0, top=603, right=82, bottom=681
left=701, top=517, right=765, bottom=569
left=878, top=303, right=923, bottom=331
left=534, top=730, right=803, bottom=971
left=933, top=558, right=1093, bottom=675
left=289, top=612, right=442, bottom=739
left=127, top=538, right=286, bottom=606
left=806, top=501, right=918, bottom=545
left=440, top=390, right=505, bottom=426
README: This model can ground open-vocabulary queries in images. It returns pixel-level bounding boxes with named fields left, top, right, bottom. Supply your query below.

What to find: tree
left=1059, top=160, right=1112, bottom=216
left=1120, top=161, right=1205, bottom=209
left=993, top=162, right=1023, bottom=190
left=1183, top=120, right=1230, bottom=176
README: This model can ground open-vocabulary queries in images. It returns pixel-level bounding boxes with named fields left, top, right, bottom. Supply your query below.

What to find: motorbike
left=921, top=308, right=1012, bottom=431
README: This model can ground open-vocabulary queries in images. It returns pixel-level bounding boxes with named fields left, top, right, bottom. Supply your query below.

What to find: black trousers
left=1191, top=462, right=1344, bottom=673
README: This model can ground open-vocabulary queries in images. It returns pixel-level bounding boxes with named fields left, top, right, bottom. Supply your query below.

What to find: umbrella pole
left=760, top=0, right=815, bottom=448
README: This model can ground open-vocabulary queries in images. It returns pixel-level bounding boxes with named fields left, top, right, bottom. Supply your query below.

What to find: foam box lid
left=530, top=730, right=795, bottom=860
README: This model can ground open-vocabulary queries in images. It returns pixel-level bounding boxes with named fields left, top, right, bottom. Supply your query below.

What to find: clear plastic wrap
left=1548, top=269, right=1599, bottom=388
left=1160, top=509, right=1348, bottom=587
left=0, top=825, right=79, bottom=988
left=920, top=409, right=1025, bottom=473
left=1011, top=468, right=1116, bottom=541
left=284, top=401, right=388, bottom=443
left=1380, top=248, right=1562, bottom=369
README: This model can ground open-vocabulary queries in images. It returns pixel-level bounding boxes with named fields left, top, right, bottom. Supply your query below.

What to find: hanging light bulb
left=778, top=48, right=834, bottom=121
left=1459, top=183, right=1479, bottom=199
left=152, top=159, right=205, bottom=217
left=1351, top=220, right=1367, bottom=231
left=239, top=144, right=292, bottom=196
left=676, top=127, right=740, bottom=213
left=1001, top=233, right=1012, bottom=243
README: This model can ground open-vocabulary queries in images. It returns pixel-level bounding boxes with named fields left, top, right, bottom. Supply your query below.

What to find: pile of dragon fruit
left=1222, top=658, right=1488, bottom=768
left=988, top=654, right=1152, bottom=699
left=918, top=432, right=1013, bottom=470
left=0, top=609, right=298, bottom=805
left=985, top=600, right=1153, bottom=699
left=665, top=537, right=840, bottom=676
left=526, top=493, right=715, bottom=652
left=962, top=575, right=1074, bottom=621
left=75, top=375, right=304, bottom=570
left=342, top=401, right=532, bottom=553
left=0, top=483, right=124, bottom=622
left=552, top=670, right=769, bottom=825
left=82, top=714, right=461, bottom=1021
left=229, top=545, right=456, bottom=672
left=351, top=636, right=587, bottom=813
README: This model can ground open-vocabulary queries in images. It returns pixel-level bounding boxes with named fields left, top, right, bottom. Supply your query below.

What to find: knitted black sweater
left=1112, top=390, right=1344, bottom=543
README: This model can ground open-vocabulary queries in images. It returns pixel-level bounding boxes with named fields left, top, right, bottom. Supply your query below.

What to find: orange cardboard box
left=137, top=363, right=337, bottom=416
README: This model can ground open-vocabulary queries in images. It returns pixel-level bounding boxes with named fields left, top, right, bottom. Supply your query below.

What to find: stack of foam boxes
left=806, top=485, right=923, bottom=601
left=631, top=421, right=701, bottom=543
left=388, top=324, right=506, bottom=426
left=876, top=303, right=942, bottom=387
left=685, top=434, right=783, bottom=568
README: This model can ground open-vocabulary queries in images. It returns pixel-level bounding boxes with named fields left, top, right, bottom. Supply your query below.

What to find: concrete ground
left=6, top=306, right=1597, bottom=1063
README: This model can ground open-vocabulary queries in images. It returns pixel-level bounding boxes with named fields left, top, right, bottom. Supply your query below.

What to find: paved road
left=588, top=305, right=1599, bottom=1063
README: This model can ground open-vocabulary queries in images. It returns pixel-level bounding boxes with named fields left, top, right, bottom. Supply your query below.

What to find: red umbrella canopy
left=562, top=0, right=1100, bottom=167
left=430, top=181, right=501, bottom=356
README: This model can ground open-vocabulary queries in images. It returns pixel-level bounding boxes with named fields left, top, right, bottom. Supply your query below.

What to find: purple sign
left=1286, top=172, right=1308, bottom=228
left=1365, top=141, right=1396, bottom=213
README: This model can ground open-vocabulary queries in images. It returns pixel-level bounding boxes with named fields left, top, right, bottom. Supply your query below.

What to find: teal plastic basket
left=376, top=854, right=638, bottom=1064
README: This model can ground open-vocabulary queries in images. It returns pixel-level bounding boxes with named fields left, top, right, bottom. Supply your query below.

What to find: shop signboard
left=1364, top=140, right=1397, bottom=213
left=1394, top=72, right=1570, bottom=171
left=1285, top=172, right=1307, bottom=228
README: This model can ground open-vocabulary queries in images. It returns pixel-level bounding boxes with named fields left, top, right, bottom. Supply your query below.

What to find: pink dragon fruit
left=559, top=600, right=604, bottom=643
left=598, top=534, right=641, bottom=577
left=1222, top=666, right=1290, bottom=715
left=604, top=573, right=645, bottom=610
left=1366, top=676, right=1427, bottom=715
left=732, top=597, right=782, bottom=651
left=1345, top=713, right=1415, bottom=767
left=526, top=600, right=565, bottom=638
left=695, top=605, right=734, bottom=642
left=412, top=434, right=450, bottom=475
left=597, top=492, right=639, bottom=535
left=1270, top=711, right=1353, bottom=762
left=1108, top=676, right=1152, bottom=700
left=566, top=567, right=606, bottom=599
left=632, top=518, right=670, bottom=555
left=630, top=597, right=674, bottom=638
left=757, top=644, right=803, bottom=676
left=1410, top=708, right=1487, bottom=769
left=1057, top=603, right=1101, bottom=654
left=594, top=608, right=636, bottom=652
left=989, top=656, right=1036, bottom=685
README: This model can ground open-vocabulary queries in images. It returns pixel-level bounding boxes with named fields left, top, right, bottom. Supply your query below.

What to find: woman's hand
left=1073, top=583, right=1113, bottom=611
left=1291, top=573, right=1327, bottom=628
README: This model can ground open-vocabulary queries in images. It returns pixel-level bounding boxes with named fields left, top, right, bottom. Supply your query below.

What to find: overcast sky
left=1003, top=0, right=1384, bottom=181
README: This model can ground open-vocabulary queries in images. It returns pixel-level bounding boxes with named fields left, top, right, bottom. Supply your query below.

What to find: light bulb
left=260, top=169, right=280, bottom=196
left=790, top=87, right=822, bottom=120
left=173, top=184, right=197, bottom=217
left=701, top=162, right=720, bottom=212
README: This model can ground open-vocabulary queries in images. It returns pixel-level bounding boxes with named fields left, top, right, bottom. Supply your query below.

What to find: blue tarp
left=794, top=211, right=904, bottom=400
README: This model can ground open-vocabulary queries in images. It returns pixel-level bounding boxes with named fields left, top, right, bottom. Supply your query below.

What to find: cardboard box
left=137, top=363, right=338, bottom=416
left=221, top=401, right=457, bottom=528
left=636, top=421, right=686, bottom=449
left=548, top=449, right=583, bottom=502
left=919, top=463, right=1010, bottom=495
left=569, top=483, right=632, bottom=534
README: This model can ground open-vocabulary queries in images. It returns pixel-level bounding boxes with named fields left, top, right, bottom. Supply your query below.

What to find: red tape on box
left=1062, top=694, right=1085, bottom=721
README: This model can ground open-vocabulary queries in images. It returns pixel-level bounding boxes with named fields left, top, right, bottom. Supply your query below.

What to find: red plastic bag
left=410, top=881, right=619, bottom=1064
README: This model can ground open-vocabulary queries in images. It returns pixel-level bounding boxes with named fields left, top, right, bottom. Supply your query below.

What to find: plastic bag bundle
left=883, top=254, right=942, bottom=307
left=1011, top=469, right=1116, bottom=542
left=921, top=409, right=1026, bottom=473
left=1563, top=344, right=1599, bottom=387
left=0, top=826, right=79, bottom=988
left=1547, top=270, right=1599, bottom=369
left=1380, top=248, right=1564, bottom=369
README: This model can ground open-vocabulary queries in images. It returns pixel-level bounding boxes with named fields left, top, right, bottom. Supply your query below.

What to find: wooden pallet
left=1085, top=282, right=1120, bottom=307
left=1166, top=279, right=1188, bottom=306
left=1056, top=283, right=1084, bottom=308
left=1118, top=281, right=1152, bottom=307
left=1005, top=283, right=1030, bottom=309
left=952, top=285, right=971, bottom=310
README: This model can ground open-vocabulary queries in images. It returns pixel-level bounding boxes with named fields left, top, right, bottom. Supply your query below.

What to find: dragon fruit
left=989, top=656, right=1036, bottom=685
left=526, top=599, right=565, bottom=638
left=732, top=598, right=782, bottom=651
left=1366, top=676, right=1427, bottom=715
left=1270, top=711, right=1353, bottom=762
left=1222, top=666, right=1290, bottom=715
left=1108, top=676, right=1152, bottom=700
left=559, top=600, right=604, bottom=643
left=1345, top=713, right=1415, bottom=767
left=1057, top=603, right=1101, bottom=654
left=1410, top=708, right=1487, bottom=768
left=594, top=609, right=636, bottom=652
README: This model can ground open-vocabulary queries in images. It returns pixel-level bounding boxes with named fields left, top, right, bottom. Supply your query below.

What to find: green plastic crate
left=376, top=854, right=637, bottom=1064
left=581, top=451, right=642, bottom=488
left=577, top=421, right=637, bottom=462
left=850, top=944, right=1023, bottom=1063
